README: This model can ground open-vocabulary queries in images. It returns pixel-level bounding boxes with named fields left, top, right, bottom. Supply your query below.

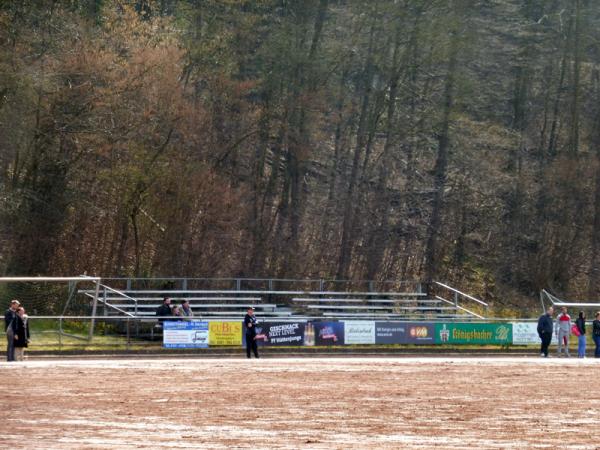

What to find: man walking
left=555, top=306, right=571, bottom=357
left=537, top=306, right=553, bottom=358
left=4, top=299, right=20, bottom=362
left=244, top=307, right=259, bottom=359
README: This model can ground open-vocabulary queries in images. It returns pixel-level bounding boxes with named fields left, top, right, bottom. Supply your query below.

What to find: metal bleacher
left=78, top=278, right=487, bottom=324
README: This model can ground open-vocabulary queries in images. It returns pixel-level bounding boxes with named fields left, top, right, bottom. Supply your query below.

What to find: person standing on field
left=575, top=311, right=586, bottom=358
left=14, top=307, right=30, bottom=361
left=575, top=311, right=585, bottom=358
left=555, top=306, right=571, bottom=357
left=593, top=312, right=600, bottom=358
left=537, top=306, right=554, bottom=358
left=244, top=307, right=259, bottom=359
left=4, top=299, right=20, bottom=362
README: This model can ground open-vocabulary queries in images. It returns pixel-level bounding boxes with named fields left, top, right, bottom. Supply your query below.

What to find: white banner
left=511, top=322, right=557, bottom=345
left=344, top=321, right=375, bottom=344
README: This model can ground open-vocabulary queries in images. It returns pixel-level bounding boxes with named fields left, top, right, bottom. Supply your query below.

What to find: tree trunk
left=336, top=20, right=377, bottom=280
left=424, top=31, right=459, bottom=282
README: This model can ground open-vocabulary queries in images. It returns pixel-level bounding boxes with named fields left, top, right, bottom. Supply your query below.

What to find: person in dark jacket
left=575, top=311, right=586, bottom=358
left=4, top=299, right=20, bottom=362
left=14, top=307, right=30, bottom=361
left=244, top=307, right=259, bottom=359
left=537, top=306, right=554, bottom=357
left=155, top=297, right=173, bottom=324
left=593, top=311, right=600, bottom=358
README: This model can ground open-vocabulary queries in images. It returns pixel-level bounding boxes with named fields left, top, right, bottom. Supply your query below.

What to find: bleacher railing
left=100, top=277, right=423, bottom=293
left=431, top=281, right=488, bottom=319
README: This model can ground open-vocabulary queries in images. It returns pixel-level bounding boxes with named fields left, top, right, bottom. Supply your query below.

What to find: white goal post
left=540, top=289, right=600, bottom=312
left=0, top=276, right=101, bottom=340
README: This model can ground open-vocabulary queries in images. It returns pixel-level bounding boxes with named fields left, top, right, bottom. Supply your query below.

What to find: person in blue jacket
left=575, top=311, right=586, bottom=358
left=537, top=306, right=554, bottom=357
left=592, top=312, right=600, bottom=358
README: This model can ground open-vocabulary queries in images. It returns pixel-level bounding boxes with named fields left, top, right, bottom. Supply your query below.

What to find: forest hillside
left=1, top=1, right=599, bottom=307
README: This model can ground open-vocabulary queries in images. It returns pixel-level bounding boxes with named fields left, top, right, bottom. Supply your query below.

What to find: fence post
left=58, top=317, right=62, bottom=350
left=103, top=288, right=108, bottom=336
left=88, top=279, right=100, bottom=341
left=540, top=290, right=545, bottom=312
left=454, top=291, right=459, bottom=307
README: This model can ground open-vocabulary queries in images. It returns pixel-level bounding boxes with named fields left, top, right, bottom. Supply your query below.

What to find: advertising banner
left=374, top=322, right=435, bottom=344
left=435, top=323, right=512, bottom=345
left=209, top=321, right=243, bottom=346
left=512, top=322, right=558, bottom=345
left=404, top=322, right=435, bottom=344
left=344, top=321, right=375, bottom=344
left=254, top=322, right=305, bottom=346
left=163, top=320, right=209, bottom=348
left=313, top=321, right=345, bottom=345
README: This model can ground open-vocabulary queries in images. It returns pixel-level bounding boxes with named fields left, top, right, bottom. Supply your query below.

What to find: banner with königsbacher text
left=435, top=323, right=512, bottom=345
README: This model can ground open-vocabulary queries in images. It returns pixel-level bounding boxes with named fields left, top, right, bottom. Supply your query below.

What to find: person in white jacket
left=555, top=307, right=572, bottom=357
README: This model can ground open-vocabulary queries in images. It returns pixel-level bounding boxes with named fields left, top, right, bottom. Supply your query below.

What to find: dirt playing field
left=0, top=357, right=598, bottom=449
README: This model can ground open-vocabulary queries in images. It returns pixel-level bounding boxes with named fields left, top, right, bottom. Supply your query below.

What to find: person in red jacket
left=554, top=307, right=571, bottom=357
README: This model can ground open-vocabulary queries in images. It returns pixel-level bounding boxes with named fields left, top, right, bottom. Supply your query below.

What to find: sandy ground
left=0, top=356, right=599, bottom=449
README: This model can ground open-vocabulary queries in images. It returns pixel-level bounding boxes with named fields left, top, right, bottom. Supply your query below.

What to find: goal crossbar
left=540, top=289, right=600, bottom=311
left=0, top=276, right=100, bottom=282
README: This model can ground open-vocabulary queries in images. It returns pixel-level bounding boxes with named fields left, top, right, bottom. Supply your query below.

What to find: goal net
left=0, top=276, right=100, bottom=317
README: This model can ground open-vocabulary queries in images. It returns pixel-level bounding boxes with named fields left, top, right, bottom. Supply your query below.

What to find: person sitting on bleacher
left=155, top=297, right=173, bottom=325
left=172, top=306, right=184, bottom=321
left=180, top=300, right=193, bottom=318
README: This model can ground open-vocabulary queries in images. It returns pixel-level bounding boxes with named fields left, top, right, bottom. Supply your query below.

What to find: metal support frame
left=433, top=281, right=489, bottom=318
left=88, top=279, right=100, bottom=341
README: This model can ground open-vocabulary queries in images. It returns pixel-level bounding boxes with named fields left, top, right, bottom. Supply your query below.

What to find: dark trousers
left=6, top=329, right=15, bottom=362
left=540, top=332, right=552, bottom=357
left=594, top=334, right=600, bottom=358
left=246, top=335, right=258, bottom=358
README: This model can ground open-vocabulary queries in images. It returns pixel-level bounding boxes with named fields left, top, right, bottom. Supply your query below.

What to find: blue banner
left=375, top=322, right=435, bottom=344
left=255, top=322, right=305, bottom=346
left=313, top=321, right=345, bottom=345
left=163, top=321, right=209, bottom=348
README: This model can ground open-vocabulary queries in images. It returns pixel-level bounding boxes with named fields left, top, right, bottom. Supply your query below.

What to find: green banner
left=435, top=323, right=512, bottom=345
